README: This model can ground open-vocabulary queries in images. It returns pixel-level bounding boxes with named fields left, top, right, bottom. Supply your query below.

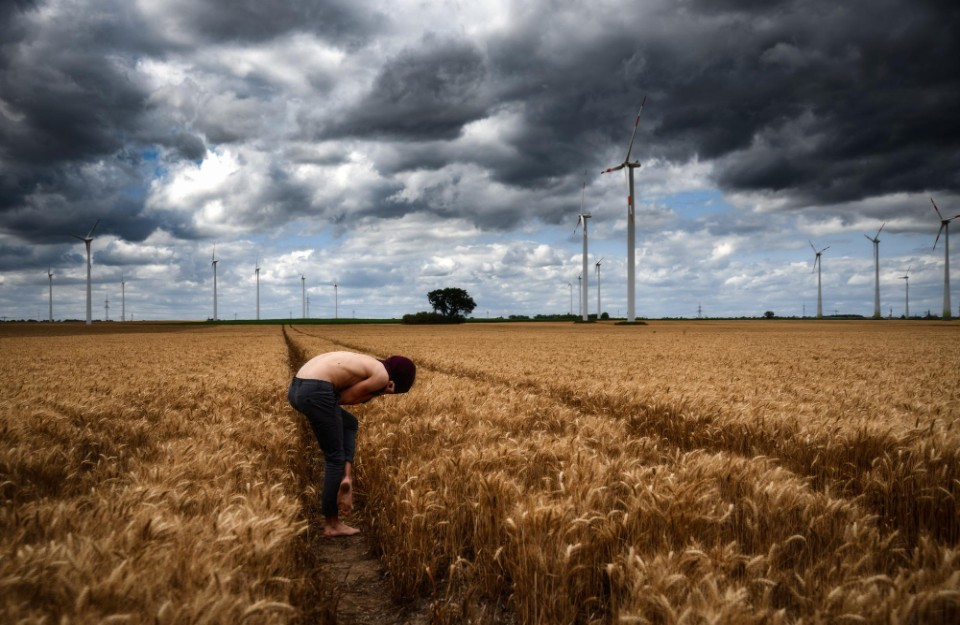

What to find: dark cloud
left=327, top=36, right=490, bottom=141
left=167, top=0, right=383, bottom=47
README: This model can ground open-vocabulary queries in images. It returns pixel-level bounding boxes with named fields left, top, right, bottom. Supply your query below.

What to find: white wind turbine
left=931, top=198, right=959, bottom=320
left=864, top=222, right=885, bottom=319
left=255, top=258, right=261, bottom=321
left=595, top=257, right=604, bottom=319
left=301, top=274, right=306, bottom=319
left=121, top=273, right=125, bottom=322
left=211, top=245, right=219, bottom=321
left=577, top=273, right=582, bottom=318
left=47, top=267, right=53, bottom=322
left=574, top=182, right=592, bottom=322
left=810, top=241, right=830, bottom=319
left=70, top=219, right=99, bottom=325
left=602, top=96, right=646, bottom=323
left=899, top=267, right=910, bottom=318
left=334, top=281, right=339, bottom=320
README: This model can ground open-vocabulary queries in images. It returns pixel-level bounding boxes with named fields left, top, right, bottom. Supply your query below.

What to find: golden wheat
left=289, top=320, right=960, bottom=624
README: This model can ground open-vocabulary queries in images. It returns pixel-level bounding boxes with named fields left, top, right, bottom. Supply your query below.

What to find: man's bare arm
left=338, top=370, right=390, bottom=405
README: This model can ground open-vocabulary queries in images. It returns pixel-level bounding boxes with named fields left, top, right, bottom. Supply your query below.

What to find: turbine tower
left=601, top=96, right=646, bottom=323
left=810, top=241, right=830, bottom=319
left=931, top=198, right=959, bottom=320
left=255, top=258, right=261, bottom=321
left=864, top=223, right=885, bottom=319
left=121, top=273, right=126, bottom=322
left=595, top=257, right=604, bottom=319
left=899, top=267, right=910, bottom=318
left=211, top=246, right=219, bottom=321
left=574, top=182, right=592, bottom=322
left=301, top=274, right=306, bottom=319
left=70, top=219, right=99, bottom=325
left=334, top=281, right=339, bottom=320
left=567, top=281, right=573, bottom=315
left=47, top=267, right=53, bottom=322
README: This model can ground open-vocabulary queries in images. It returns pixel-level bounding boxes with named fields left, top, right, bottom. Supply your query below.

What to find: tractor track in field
left=290, top=326, right=959, bottom=549
left=283, top=326, right=429, bottom=625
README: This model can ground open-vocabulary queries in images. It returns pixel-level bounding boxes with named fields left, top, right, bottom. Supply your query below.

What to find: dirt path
left=283, top=327, right=429, bottom=625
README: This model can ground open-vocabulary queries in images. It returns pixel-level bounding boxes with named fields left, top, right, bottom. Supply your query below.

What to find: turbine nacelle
left=809, top=241, right=829, bottom=272
left=931, top=198, right=960, bottom=250
left=864, top=222, right=885, bottom=243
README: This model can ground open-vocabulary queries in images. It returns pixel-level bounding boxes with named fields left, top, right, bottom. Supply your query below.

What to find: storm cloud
left=1, top=0, right=958, bottom=320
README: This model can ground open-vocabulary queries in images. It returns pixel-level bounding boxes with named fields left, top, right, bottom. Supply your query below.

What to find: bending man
left=288, top=351, right=416, bottom=537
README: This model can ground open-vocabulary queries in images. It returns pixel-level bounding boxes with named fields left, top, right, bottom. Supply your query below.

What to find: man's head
left=379, top=356, right=416, bottom=393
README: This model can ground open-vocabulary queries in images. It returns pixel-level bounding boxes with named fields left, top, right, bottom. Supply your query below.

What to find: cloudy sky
left=1, top=0, right=959, bottom=321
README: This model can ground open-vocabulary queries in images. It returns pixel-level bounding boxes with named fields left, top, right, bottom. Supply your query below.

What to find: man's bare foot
left=323, top=519, right=360, bottom=537
left=338, top=477, right=353, bottom=515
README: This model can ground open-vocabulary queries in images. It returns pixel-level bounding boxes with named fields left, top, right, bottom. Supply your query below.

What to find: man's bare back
left=296, top=351, right=392, bottom=405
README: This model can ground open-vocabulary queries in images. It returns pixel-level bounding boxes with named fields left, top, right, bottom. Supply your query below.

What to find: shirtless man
left=288, top=351, right=416, bottom=537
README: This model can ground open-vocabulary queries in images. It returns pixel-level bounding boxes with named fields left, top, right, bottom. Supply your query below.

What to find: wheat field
left=2, top=320, right=958, bottom=624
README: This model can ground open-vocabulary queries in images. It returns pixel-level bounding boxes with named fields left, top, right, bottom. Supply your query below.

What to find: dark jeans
left=287, top=377, right=358, bottom=517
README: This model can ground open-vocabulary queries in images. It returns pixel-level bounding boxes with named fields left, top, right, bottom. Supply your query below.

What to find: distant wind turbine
left=47, top=267, right=53, bottom=322
left=104, top=294, right=109, bottom=322
left=334, top=281, right=339, bottom=320
left=899, top=267, right=910, bottom=318
left=931, top=198, right=959, bottom=320
left=810, top=241, right=830, bottom=319
left=864, top=223, right=885, bottom=319
left=574, top=182, right=592, bottom=322
left=70, top=219, right=99, bottom=325
left=301, top=274, right=306, bottom=319
left=255, top=258, right=261, bottom=321
left=567, top=281, right=573, bottom=315
left=121, top=273, right=126, bottom=322
left=601, top=96, right=646, bottom=323
left=212, top=245, right=219, bottom=321
left=577, top=273, right=582, bottom=318
left=595, top=257, right=604, bottom=319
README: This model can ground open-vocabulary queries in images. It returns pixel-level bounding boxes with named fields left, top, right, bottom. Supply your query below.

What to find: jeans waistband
left=291, top=377, right=337, bottom=390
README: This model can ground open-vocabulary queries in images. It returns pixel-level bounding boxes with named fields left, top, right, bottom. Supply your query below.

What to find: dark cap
left=379, top=356, right=416, bottom=393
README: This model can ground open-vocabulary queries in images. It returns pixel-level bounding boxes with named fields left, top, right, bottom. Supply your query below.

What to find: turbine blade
left=876, top=222, right=885, bottom=238
left=864, top=234, right=873, bottom=242
left=70, top=233, right=86, bottom=241
left=86, top=219, right=100, bottom=238
left=623, top=96, right=647, bottom=163
left=934, top=223, right=945, bottom=249
left=822, top=246, right=830, bottom=252
left=601, top=163, right=626, bottom=174
left=809, top=240, right=817, bottom=253
left=931, top=197, right=943, bottom=220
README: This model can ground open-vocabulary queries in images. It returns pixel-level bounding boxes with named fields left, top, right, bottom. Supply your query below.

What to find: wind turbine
left=931, top=198, right=959, bottom=320
left=104, top=294, right=109, bottom=321
left=255, top=258, right=261, bottom=321
left=865, top=223, right=885, bottom=319
left=211, top=245, right=219, bottom=321
left=47, top=267, right=53, bottom=322
left=595, top=257, right=604, bottom=319
left=601, top=96, right=646, bottom=323
left=121, top=273, right=125, bottom=322
left=70, top=219, right=99, bottom=325
left=810, top=241, right=830, bottom=319
left=577, top=273, right=582, bottom=318
left=301, top=274, right=306, bottom=319
left=334, top=281, right=339, bottom=320
left=567, top=281, right=573, bottom=315
left=574, top=182, right=592, bottom=322
left=899, top=267, right=910, bottom=318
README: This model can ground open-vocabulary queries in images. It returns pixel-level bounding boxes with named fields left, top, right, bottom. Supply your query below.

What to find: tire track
left=283, top=326, right=428, bottom=625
